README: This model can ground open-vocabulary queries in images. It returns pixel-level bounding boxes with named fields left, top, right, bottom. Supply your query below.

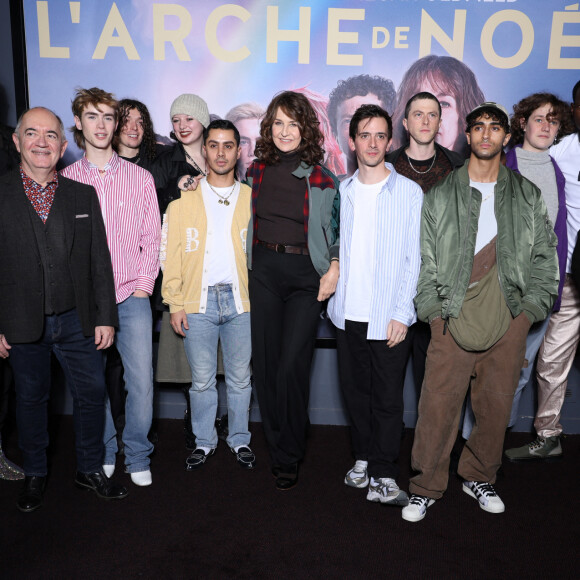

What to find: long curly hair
left=114, top=99, right=158, bottom=163
left=255, top=91, right=325, bottom=166
left=509, top=93, right=574, bottom=147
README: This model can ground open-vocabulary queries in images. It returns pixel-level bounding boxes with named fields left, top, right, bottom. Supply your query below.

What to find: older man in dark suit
left=0, top=107, right=127, bottom=512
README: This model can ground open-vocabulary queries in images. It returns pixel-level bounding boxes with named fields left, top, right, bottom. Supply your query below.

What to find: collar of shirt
left=20, top=164, right=59, bottom=192
left=80, top=150, right=120, bottom=175
left=343, top=162, right=397, bottom=203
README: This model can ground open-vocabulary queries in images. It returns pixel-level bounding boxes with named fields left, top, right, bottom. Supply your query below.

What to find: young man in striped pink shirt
left=61, top=88, right=161, bottom=487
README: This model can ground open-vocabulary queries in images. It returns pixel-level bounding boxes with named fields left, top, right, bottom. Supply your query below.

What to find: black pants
left=336, top=320, right=412, bottom=479
left=411, top=320, right=431, bottom=393
left=0, top=359, right=14, bottom=434
left=249, top=245, right=321, bottom=467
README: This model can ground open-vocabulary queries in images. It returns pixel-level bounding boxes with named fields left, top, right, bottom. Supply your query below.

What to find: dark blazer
left=0, top=169, right=118, bottom=343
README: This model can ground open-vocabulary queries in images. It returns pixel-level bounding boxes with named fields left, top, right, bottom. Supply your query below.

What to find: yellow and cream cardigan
left=160, top=183, right=251, bottom=315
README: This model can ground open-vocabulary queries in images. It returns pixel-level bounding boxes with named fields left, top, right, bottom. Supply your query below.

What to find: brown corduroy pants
left=409, top=313, right=530, bottom=500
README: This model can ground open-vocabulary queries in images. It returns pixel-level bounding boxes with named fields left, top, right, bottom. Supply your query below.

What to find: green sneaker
left=504, top=436, right=562, bottom=462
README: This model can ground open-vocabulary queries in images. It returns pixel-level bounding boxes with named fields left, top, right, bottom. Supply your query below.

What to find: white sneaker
left=366, top=477, right=409, bottom=506
left=344, top=460, right=369, bottom=488
left=401, top=494, right=435, bottom=522
left=130, top=470, right=152, bottom=487
left=103, top=464, right=115, bottom=478
left=463, top=481, right=505, bottom=513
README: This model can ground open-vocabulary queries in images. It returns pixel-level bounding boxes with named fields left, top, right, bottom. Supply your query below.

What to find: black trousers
left=336, top=320, right=412, bottom=479
left=411, top=320, right=431, bottom=393
left=249, top=245, right=321, bottom=467
left=0, top=359, right=13, bottom=434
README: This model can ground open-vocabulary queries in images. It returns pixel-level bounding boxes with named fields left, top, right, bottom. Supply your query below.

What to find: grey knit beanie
left=170, top=94, right=210, bottom=128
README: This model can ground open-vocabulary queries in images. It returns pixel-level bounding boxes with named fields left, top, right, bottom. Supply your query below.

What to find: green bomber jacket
left=414, top=161, right=559, bottom=325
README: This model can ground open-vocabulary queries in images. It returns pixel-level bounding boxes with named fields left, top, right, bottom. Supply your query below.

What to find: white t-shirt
left=344, top=176, right=387, bottom=322
left=471, top=180, right=497, bottom=254
left=550, top=133, right=580, bottom=272
left=201, top=178, right=239, bottom=286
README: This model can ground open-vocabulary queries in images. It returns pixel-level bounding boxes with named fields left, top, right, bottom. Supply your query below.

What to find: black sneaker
left=231, top=446, right=256, bottom=469
left=185, top=448, right=215, bottom=471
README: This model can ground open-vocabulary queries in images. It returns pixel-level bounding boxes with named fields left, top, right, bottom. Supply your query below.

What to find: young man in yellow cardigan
left=162, top=119, right=255, bottom=471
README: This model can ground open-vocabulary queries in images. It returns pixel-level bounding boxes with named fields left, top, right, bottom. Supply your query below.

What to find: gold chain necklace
left=207, top=181, right=236, bottom=206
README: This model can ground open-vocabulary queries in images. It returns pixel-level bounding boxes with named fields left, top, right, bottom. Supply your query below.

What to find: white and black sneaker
left=344, top=460, right=369, bottom=488
left=463, top=481, right=505, bottom=513
left=401, top=494, right=435, bottom=522
left=185, top=447, right=215, bottom=471
left=366, top=477, right=409, bottom=506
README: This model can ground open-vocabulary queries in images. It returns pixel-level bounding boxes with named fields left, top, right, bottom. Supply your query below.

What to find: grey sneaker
left=401, top=494, right=435, bottom=522
left=463, top=481, right=505, bottom=513
left=344, top=460, right=369, bottom=488
left=504, top=436, right=562, bottom=462
left=366, top=477, right=409, bottom=506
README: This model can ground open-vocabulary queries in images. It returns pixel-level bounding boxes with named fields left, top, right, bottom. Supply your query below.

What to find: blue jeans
left=461, top=314, right=551, bottom=439
left=10, top=309, right=106, bottom=476
left=183, top=285, right=252, bottom=449
left=103, top=295, right=154, bottom=472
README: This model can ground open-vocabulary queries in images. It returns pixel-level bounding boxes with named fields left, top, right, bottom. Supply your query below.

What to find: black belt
left=258, top=240, right=309, bottom=255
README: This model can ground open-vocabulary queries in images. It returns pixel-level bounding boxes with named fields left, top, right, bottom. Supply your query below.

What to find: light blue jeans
left=103, top=295, right=154, bottom=472
left=462, top=314, right=551, bottom=439
left=183, top=284, right=252, bottom=450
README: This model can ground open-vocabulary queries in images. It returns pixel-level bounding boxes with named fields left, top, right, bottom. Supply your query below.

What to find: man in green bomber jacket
left=402, top=102, right=559, bottom=523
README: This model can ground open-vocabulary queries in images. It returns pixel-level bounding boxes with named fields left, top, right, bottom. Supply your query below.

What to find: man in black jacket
left=0, top=107, right=127, bottom=512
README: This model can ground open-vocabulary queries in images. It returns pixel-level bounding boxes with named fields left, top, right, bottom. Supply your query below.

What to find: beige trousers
left=535, top=276, right=580, bottom=438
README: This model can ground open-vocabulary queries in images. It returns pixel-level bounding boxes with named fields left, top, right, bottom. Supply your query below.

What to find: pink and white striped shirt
left=61, top=152, right=161, bottom=304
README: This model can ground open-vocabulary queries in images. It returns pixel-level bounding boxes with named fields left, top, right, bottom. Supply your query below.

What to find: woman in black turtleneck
left=246, top=91, right=340, bottom=490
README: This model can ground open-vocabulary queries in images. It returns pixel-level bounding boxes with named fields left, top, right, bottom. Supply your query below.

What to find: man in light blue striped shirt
left=327, top=104, right=423, bottom=506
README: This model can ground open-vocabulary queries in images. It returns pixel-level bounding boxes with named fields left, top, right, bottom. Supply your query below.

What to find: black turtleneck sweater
left=256, top=150, right=307, bottom=246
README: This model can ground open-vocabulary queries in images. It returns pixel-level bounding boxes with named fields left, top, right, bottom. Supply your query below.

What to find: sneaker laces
left=409, top=495, right=430, bottom=507
left=529, top=437, right=546, bottom=451
left=470, top=482, right=498, bottom=498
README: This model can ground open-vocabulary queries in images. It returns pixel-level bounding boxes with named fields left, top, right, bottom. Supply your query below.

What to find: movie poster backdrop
left=22, top=0, right=580, bottom=341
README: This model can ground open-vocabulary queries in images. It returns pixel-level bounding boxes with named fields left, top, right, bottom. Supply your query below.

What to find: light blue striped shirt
left=328, top=163, right=423, bottom=340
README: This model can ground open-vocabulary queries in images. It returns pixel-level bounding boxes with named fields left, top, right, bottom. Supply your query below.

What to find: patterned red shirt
left=20, top=165, right=58, bottom=223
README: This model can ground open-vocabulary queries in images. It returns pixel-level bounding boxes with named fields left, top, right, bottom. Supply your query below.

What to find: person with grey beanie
left=151, top=94, right=212, bottom=432
left=152, top=93, right=210, bottom=215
